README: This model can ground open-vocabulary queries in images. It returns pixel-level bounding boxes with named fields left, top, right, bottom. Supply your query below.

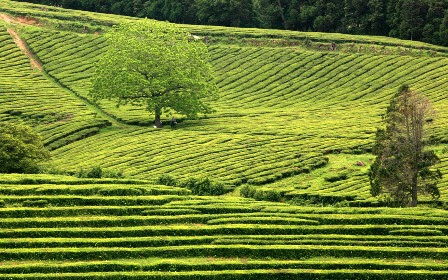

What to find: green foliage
left=324, top=172, right=348, bottom=183
left=76, top=166, right=124, bottom=179
left=180, top=177, right=226, bottom=196
left=90, top=19, right=217, bottom=126
left=12, top=0, right=448, bottom=46
left=0, top=173, right=448, bottom=278
left=240, top=185, right=282, bottom=202
left=369, top=85, right=442, bottom=206
left=156, top=174, right=180, bottom=187
left=0, top=123, right=50, bottom=174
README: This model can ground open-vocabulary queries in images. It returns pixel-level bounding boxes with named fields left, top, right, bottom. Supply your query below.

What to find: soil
left=6, top=28, right=43, bottom=71
left=0, top=13, right=15, bottom=24
left=0, top=13, right=39, bottom=26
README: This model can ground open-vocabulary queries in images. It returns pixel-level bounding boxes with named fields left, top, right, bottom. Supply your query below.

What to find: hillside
left=0, top=174, right=448, bottom=279
left=1, top=0, right=448, bottom=278
left=1, top=0, right=448, bottom=204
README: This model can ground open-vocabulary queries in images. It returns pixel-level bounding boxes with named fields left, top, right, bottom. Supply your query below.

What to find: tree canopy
left=369, top=85, right=442, bottom=207
left=0, top=122, right=51, bottom=174
left=16, top=0, right=448, bottom=47
left=90, top=19, right=217, bottom=127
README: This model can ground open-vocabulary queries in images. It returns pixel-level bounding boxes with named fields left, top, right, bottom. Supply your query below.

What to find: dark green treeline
left=13, top=0, right=448, bottom=46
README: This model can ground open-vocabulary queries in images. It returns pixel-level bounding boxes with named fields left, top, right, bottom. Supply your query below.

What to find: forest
left=13, top=0, right=448, bottom=46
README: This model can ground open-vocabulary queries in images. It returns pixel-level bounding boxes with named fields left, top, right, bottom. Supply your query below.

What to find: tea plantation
left=0, top=174, right=448, bottom=279
left=0, top=0, right=448, bottom=278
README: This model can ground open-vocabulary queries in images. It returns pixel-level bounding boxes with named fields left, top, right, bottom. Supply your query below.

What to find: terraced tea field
left=1, top=0, right=448, bottom=278
left=14, top=22, right=448, bottom=203
left=0, top=174, right=448, bottom=279
left=0, top=24, right=110, bottom=150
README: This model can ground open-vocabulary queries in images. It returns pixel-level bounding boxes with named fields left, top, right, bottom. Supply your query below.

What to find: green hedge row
left=0, top=185, right=191, bottom=196
left=2, top=238, right=443, bottom=250
left=0, top=215, right=214, bottom=228
left=1, top=260, right=447, bottom=274
left=212, top=238, right=447, bottom=248
left=2, top=234, right=446, bottom=249
left=0, top=269, right=448, bottom=280
left=207, top=217, right=319, bottom=225
left=0, top=205, right=262, bottom=218
left=0, top=206, right=158, bottom=218
left=0, top=195, right=187, bottom=207
left=1, top=224, right=445, bottom=238
left=1, top=245, right=447, bottom=261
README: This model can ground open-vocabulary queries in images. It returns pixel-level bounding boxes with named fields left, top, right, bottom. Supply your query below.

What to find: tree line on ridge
left=14, top=0, right=448, bottom=46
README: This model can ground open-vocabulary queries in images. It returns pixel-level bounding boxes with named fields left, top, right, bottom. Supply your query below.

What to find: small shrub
left=240, top=185, right=256, bottom=198
left=157, top=174, right=179, bottom=186
left=253, top=190, right=265, bottom=201
left=180, top=177, right=226, bottom=196
left=86, top=166, right=102, bottom=178
left=76, top=166, right=123, bottom=179
left=263, top=190, right=282, bottom=202
left=102, top=169, right=124, bottom=179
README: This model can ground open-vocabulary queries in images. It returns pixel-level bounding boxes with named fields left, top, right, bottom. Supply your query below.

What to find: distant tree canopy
left=90, top=19, right=217, bottom=128
left=0, top=123, right=51, bottom=174
left=14, top=0, right=448, bottom=46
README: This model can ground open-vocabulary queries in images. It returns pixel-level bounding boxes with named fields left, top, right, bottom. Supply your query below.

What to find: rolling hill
left=1, top=0, right=448, bottom=204
left=1, top=0, right=448, bottom=278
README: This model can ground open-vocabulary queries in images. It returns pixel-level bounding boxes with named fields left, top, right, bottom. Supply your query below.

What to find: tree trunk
left=411, top=173, right=418, bottom=207
left=154, top=107, right=162, bottom=128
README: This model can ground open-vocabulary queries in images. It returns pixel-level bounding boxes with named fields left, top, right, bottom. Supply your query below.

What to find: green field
left=1, top=0, right=448, bottom=278
left=0, top=174, right=448, bottom=279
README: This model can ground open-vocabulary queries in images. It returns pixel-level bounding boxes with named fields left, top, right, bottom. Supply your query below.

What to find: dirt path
left=1, top=13, right=39, bottom=25
left=7, top=28, right=43, bottom=71
left=1, top=13, right=42, bottom=70
left=0, top=13, right=128, bottom=127
left=0, top=13, right=16, bottom=24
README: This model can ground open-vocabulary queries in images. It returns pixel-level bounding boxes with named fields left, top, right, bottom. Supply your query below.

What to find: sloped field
left=15, top=25, right=448, bottom=203
left=0, top=24, right=110, bottom=150
left=1, top=1, right=448, bottom=278
left=0, top=175, right=448, bottom=279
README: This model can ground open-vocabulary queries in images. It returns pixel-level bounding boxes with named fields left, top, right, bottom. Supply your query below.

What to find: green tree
left=397, top=0, right=426, bottom=41
left=90, top=19, right=217, bottom=127
left=0, top=123, right=51, bottom=174
left=369, top=85, right=442, bottom=207
left=195, top=0, right=255, bottom=27
left=439, top=10, right=448, bottom=44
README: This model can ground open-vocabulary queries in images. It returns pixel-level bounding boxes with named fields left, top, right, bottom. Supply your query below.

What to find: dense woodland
left=14, top=0, right=448, bottom=46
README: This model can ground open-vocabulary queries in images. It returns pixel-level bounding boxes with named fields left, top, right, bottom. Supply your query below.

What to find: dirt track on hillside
left=1, top=13, right=42, bottom=70
left=6, top=28, right=43, bottom=71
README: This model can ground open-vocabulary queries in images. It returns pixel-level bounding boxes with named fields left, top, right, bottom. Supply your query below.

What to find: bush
left=240, top=186, right=282, bottom=202
left=102, top=169, right=125, bottom=179
left=157, top=174, right=179, bottom=186
left=263, top=190, right=282, bottom=202
left=76, top=166, right=124, bottom=179
left=0, top=122, right=50, bottom=174
left=87, top=166, right=102, bottom=178
left=240, top=185, right=256, bottom=198
left=180, top=177, right=226, bottom=196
